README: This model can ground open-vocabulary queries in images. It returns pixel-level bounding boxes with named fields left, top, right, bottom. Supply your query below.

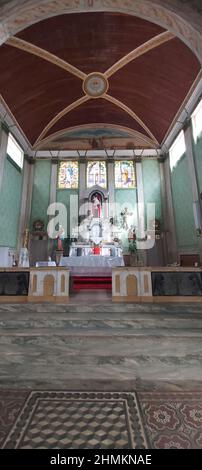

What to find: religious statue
left=56, top=225, right=65, bottom=251
left=92, top=193, right=102, bottom=218
left=120, top=207, right=133, bottom=230
left=128, top=226, right=136, bottom=242
left=19, top=228, right=30, bottom=267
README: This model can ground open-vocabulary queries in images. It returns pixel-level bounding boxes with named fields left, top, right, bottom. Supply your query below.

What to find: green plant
left=128, top=238, right=137, bottom=254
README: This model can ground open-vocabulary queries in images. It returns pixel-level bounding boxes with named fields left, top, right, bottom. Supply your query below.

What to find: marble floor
left=0, top=302, right=201, bottom=448
left=0, top=302, right=202, bottom=390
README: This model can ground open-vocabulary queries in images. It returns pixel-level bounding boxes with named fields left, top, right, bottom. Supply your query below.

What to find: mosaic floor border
left=2, top=391, right=147, bottom=449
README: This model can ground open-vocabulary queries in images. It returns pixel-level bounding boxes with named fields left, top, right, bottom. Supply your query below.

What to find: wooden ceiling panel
left=0, top=45, right=83, bottom=143
left=43, top=99, right=151, bottom=144
left=17, top=13, right=165, bottom=74
left=0, top=12, right=200, bottom=148
left=109, top=38, right=200, bottom=143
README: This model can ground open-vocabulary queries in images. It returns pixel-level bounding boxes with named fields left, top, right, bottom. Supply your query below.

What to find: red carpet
left=72, top=276, right=112, bottom=290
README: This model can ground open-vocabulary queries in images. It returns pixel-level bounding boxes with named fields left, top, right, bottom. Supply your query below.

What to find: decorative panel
left=56, top=189, right=78, bottom=238
left=43, top=274, right=54, bottom=296
left=193, top=132, right=202, bottom=193
left=0, top=157, right=23, bottom=248
left=126, top=274, right=138, bottom=296
left=115, top=161, right=136, bottom=188
left=0, top=272, right=29, bottom=295
left=170, top=153, right=197, bottom=250
left=142, top=159, right=163, bottom=224
left=30, top=160, right=51, bottom=230
left=152, top=272, right=202, bottom=296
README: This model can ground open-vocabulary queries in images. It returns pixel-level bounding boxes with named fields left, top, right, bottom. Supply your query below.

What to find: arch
left=43, top=274, right=54, bottom=297
left=126, top=274, right=138, bottom=297
left=0, top=1, right=201, bottom=63
left=32, top=274, right=37, bottom=293
left=115, top=274, right=120, bottom=294
left=61, top=274, right=66, bottom=293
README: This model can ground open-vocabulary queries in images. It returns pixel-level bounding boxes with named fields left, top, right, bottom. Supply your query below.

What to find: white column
left=159, top=161, right=169, bottom=264
left=0, top=125, right=8, bottom=193
left=79, top=161, right=86, bottom=215
left=163, top=155, right=178, bottom=262
left=17, top=159, right=34, bottom=250
left=184, top=122, right=202, bottom=259
left=79, top=162, right=86, bottom=193
left=136, top=162, right=147, bottom=265
left=108, top=161, right=115, bottom=217
left=136, top=162, right=145, bottom=233
left=47, top=160, right=58, bottom=257
left=49, top=160, right=58, bottom=205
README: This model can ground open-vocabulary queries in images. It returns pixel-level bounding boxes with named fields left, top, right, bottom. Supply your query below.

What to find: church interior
left=0, top=0, right=202, bottom=451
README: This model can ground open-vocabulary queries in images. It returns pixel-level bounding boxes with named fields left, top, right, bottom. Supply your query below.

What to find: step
left=73, top=276, right=112, bottom=290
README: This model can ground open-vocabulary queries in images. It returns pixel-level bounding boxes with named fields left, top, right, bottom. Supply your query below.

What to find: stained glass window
left=87, top=161, right=107, bottom=188
left=115, top=161, right=136, bottom=188
left=58, top=161, right=78, bottom=189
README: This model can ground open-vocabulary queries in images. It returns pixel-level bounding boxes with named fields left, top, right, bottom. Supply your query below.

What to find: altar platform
left=112, top=266, right=202, bottom=302
left=0, top=267, right=69, bottom=303
left=60, top=254, right=123, bottom=290
left=1, top=266, right=202, bottom=302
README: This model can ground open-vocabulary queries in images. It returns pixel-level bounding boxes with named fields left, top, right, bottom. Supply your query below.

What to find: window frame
left=7, top=133, right=24, bottom=170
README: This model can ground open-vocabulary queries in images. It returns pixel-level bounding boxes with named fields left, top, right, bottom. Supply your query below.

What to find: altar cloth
left=60, top=255, right=124, bottom=269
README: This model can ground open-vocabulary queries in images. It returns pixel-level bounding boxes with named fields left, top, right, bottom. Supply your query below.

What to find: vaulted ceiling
left=0, top=12, right=200, bottom=150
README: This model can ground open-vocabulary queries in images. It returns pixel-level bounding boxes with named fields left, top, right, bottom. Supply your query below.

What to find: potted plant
left=128, top=237, right=138, bottom=266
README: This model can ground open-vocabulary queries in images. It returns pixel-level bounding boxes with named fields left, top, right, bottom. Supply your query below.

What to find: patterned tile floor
left=0, top=390, right=201, bottom=449
left=0, top=304, right=202, bottom=448
left=2, top=391, right=147, bottom=449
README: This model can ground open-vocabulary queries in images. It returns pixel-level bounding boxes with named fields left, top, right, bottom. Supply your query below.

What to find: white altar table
left=60, top=255, right=124, bottom=269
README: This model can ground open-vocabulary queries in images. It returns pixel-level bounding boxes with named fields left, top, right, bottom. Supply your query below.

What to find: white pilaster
left=136, top=162, right=145, bottom=231
left=79, top=162, right=86, bottom=215
left=17, top=159, right=35, bottom=251
left=79, top=162, right=86, bottom=193
left=159, top=161, right=168, bottom=264
left=136, top=162, right=147, bottom=265
left=49, top=161, right=58, bottom=205
left=0, top=125, right=8, bottom=193
left=108, top=162, right=115, bottom=217
left=184, top=122, right=202, bottom=259
left=163, top=156, right=178, bottom=262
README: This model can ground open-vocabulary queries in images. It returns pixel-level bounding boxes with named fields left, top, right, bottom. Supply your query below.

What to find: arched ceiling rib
left=0, top=12, right=200, bottom=149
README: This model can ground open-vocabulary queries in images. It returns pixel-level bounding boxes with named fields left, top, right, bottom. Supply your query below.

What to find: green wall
left=56, top=189, right=79, bottom=237
left=30, top=160, right=51, bottom=230
left=0, top=156, right=23, bottom=248
left=192, top=129, right=202, bottom=193
left=142, top=159, right=163, bottom=227
left=171, top=153, right=197, bottom=251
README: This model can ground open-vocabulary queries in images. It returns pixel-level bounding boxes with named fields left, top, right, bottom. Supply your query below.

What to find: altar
left=60, top=253, right=124, bottom=275
left=69, top=244, right=122, bottom=258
